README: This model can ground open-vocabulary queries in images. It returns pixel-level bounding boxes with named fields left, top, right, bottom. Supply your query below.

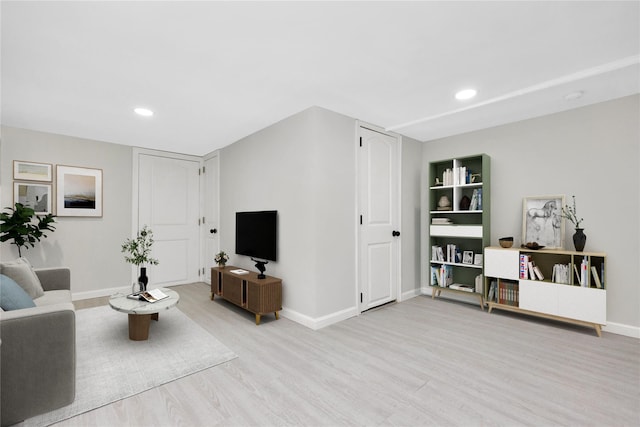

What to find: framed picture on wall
left=56, top=165, right=103, bottom=217
left=13, top=182, right=53, bottom=215
left=522, top=195, right=565, bottom=249
left=13, top=161, right=53, bottom=182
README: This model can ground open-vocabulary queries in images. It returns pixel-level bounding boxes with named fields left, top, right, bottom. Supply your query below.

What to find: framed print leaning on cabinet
left=14, top=182, right=53, bottom=215
left=522, top=195, right=564, bottom=249
left=56, top=165, right=103, bottom=217
left=13, top=161, right=53, bottom=182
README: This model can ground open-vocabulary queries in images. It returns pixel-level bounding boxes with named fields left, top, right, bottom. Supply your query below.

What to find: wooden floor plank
left=61, top=282, right=640, bottom=426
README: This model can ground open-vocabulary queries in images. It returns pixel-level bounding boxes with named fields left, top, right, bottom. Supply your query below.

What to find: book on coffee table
left=130, top=288, right=169, bottom=303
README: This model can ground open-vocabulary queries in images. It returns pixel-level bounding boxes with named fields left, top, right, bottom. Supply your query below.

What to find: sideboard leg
left=255, top=314, right=261, bottom=325
left=275, top=311, right=279, bottom=320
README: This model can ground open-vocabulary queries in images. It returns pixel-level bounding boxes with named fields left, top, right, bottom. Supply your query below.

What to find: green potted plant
left=561, top=195, right=586, bottom=252
left=121, top=225, right=159, bottom=290
left=214, top=250, right=229, bottom=268
left=0, top=202, right=56, bottom=257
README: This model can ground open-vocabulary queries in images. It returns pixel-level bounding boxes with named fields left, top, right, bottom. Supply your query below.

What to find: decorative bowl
left=499, top=237, right=514, bottom=248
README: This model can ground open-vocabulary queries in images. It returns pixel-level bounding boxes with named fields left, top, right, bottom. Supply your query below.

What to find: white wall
left=401, top=135, right=423, bottom=299
left=421, top=95, right=640, bottom=334
left=0, top=126, right=133, bottom=298
left=217, top=107, right=357, bottom=325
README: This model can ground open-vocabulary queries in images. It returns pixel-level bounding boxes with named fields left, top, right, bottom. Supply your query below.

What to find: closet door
left=137, top=153, right=200, bottom=287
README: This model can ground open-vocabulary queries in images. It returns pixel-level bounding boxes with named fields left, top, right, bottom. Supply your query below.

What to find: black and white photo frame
left=522, top=195, right=565, bottom=249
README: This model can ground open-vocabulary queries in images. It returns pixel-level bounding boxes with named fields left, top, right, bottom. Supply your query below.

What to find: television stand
left=210, top=266, right=282, bottom=325
left=251, top=258, right=268, bottom=279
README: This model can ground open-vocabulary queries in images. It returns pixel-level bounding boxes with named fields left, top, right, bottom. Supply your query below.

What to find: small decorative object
left=215, top=250, right=229, bottom=267
left=522, top=195, right=565, bottom=249
left=459, top=195, right=471, bottom=210
left=0, top=203, right=56, bottom=257
left=498, top=237, right=514, bottom=248
left=437, top=195, right=452, bottom=211
left=121, top=225, right=159, bottom=291
left=560, top=195, right=586, bottom=252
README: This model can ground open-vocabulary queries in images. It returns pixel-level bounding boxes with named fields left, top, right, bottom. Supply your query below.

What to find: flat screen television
left=235, top=210, right=277, bottom=262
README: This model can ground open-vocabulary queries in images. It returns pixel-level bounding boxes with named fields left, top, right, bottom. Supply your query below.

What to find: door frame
left=201, top=151, right=220, bottom=284
left=355, top=121, right=402, bottom=314
left=131, top=148, right=203, bottom=286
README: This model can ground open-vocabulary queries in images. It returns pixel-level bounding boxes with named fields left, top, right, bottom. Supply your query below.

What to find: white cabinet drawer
left=519, top=280, right=558, bottom=316
left=557, top=286, right=606, bottom=324
left=484, top=248, right=519, bottom=280
left=430, top=225, right=482, bottom=238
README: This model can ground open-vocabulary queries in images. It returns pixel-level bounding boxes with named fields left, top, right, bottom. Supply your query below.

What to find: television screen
left=235, top=210, right=277, bottom=261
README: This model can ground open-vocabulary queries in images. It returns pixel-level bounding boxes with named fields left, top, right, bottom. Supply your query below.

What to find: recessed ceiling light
left=134, top=107, right=154, bottom=117
left=564, top=91, right=584, bottom=101
left=455, top=89, right=477, bottom=100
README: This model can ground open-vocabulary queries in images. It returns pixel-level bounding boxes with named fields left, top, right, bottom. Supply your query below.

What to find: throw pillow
left=0, top=274, right=36, bottom=310
left=0, top=258, right=45, bottom=299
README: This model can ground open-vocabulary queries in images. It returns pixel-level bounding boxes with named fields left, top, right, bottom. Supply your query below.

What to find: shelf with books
left=483, top=246, right=606, bottom=336
left=425, top=154, right=490, bottom=309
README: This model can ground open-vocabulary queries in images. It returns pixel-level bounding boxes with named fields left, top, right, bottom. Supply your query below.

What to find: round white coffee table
left=109, top=288, right=180, bottom=341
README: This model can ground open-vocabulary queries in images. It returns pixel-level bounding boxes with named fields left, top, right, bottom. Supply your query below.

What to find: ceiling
left=2, top=1, right=639, bottom=156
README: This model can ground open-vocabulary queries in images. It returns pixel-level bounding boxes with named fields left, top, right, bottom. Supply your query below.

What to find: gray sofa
left=0, top=267, right=76, bottom=427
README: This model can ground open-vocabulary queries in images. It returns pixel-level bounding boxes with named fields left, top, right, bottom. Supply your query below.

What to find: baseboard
left=400, top=287, right=422, bottom=301
left=281, top=306, right=358, bottom=330
left=603, top=322, right=640, bottom=338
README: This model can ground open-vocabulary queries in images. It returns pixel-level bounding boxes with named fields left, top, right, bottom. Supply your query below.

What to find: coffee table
left=109, top=288, right=180, bottom=341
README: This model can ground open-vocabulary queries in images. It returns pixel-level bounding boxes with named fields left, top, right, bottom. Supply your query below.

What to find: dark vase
left=138, top=267, right=149, bottom=291
left=573, top=228, right=586, bottom=252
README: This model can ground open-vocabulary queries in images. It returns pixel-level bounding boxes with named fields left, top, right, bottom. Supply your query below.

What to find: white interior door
left=358, top=126, right=401, bottom=312
left=202, top=154, right=219, bottom=284
left=138, top=153, right=200, bottom=287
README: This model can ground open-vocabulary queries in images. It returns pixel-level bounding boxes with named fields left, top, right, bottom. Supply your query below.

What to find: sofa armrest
left=35, top=267, right=71, bottom=291
left=0, top=303, right=76, bottom=426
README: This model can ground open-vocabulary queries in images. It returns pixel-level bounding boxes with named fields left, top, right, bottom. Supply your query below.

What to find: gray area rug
left=23, top=305, right=237, bottom=426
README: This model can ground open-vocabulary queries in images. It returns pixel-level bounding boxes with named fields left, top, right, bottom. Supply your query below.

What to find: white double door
left=136, top=152, right=204, bottom=287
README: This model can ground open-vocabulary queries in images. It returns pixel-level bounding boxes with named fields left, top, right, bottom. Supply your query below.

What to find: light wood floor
left=64, top=282, right=639, bottom=426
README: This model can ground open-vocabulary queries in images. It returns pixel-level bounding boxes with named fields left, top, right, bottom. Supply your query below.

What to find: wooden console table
left=210, top=266, right=282, bottom=325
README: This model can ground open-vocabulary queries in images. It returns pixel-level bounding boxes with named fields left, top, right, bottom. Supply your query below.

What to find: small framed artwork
left=522, top=195, right=565, bottom=249
left=13, top=161, right=53, bottom=182
left=473, top=254, right=483, bottom=265
left=462, top=251, right=474, bottom=264
left=14, top=182, right=53, bottom=215
left=56, top=165, right=103, bottom=217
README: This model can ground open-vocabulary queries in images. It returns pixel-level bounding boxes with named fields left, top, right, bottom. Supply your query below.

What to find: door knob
left=392, top=230, right=400, bottom=237
left=210, top=229, right=217, bottom=234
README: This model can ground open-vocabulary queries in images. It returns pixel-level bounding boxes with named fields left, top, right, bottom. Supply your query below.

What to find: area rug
left=23, top=305, right=237, bottom=426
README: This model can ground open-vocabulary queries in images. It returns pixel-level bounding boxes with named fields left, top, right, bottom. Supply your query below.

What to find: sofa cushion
left=0, top=274, right=37, bottom=310
left=34, top=290, right=73, bottom=307
left=0, top=258, right=45, bottom=299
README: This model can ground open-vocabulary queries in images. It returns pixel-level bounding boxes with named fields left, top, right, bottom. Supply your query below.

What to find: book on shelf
left=488, top=280, right=497, bottom=302
left=431, top=218, right=452, bottom=225
left=591, top=266, right=602, bottom=289
left=528, top=261, right=536, bottom=280
left=533, top=265, right=544, bottom=281
left=498, top=280, right=519, bottom=306
left=552, top=263, right=570, bottom=284
left=519, top=254, right=530, bottom=279
left=475, top=274, right=483, bottom=293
